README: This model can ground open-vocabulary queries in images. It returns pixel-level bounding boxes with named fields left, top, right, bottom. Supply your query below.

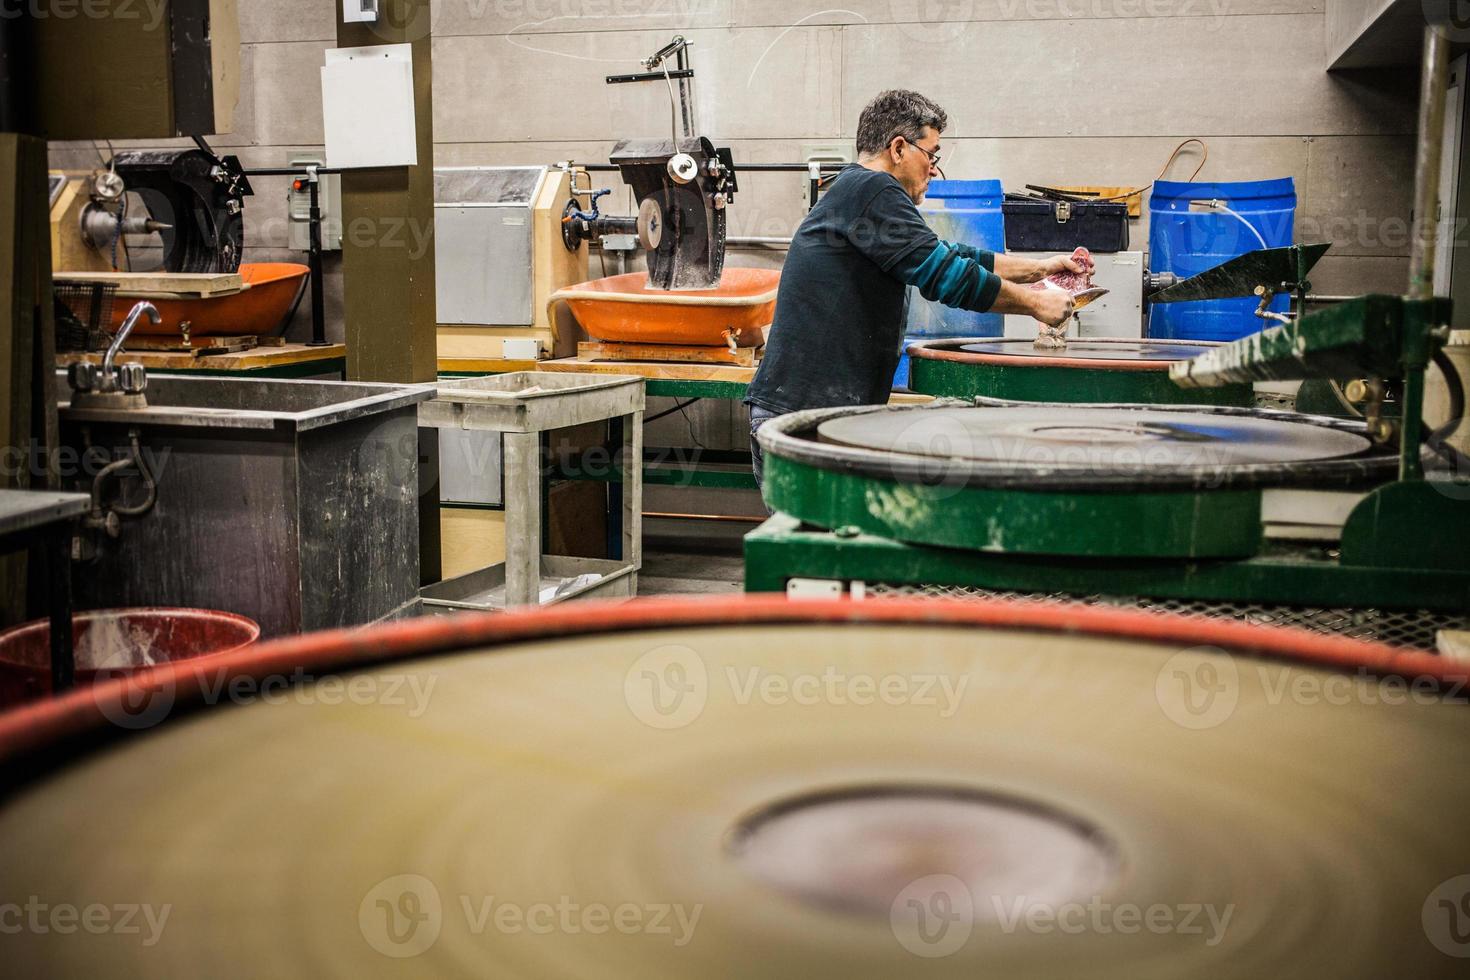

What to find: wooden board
left=1, top=136, right=59, bottom=625
left=52, top=271, right=243, bottom=297
left=124, top=335, right=258, bottom=355
left=1056, top=185, right=1144, bottom=219
left=578, top=341, right=762, bottom=368
left=57, top=343, right=346, bottom=373
left=49, top=177, right=123, bottom=275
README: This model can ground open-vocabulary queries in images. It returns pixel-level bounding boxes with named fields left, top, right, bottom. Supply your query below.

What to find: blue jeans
left=748, top=406, right=780, bottom=502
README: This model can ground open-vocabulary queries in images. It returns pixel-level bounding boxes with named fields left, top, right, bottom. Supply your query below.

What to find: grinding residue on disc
left=816, top=406, right=1373, bottom=469
left=1, top=607, right=1468, bottom=978
left=956, top=339, right=1222, bottom=363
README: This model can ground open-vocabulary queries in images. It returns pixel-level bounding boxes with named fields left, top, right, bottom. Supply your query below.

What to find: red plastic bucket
left=0, top=607, right=260, bottom=709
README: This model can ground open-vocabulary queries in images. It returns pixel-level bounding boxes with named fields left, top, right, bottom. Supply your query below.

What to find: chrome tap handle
left=104, top=301, right=161, bottom=381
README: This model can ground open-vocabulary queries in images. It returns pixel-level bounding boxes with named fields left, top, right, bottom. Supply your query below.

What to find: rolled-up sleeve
left=845, top=185, right=1001, bottom=313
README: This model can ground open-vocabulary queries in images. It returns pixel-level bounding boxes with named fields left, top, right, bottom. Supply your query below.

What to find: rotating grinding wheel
left=1, top=598, right=1467, bottom=978
left=758, top=404, right=1397, bottom=558
left=906, top=337, right=1257, bottom=406
left=637, top=197, right=665, bottom=252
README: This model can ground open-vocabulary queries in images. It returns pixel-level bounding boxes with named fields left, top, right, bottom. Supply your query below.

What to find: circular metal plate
left=956, top=339, right=1220, bottom=362
left=816, top=407, right=1373, bottom=469
left=1, top=605, right=1466, bottom=977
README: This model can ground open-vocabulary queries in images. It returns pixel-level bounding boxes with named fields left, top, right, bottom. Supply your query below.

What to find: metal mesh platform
left=862, top=583, right=1467, bottom=651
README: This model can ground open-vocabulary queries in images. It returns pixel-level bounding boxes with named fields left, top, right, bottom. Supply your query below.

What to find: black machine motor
left=562, top=137, right=739, bottom=291
left=111, top=146, right=252, bottom=274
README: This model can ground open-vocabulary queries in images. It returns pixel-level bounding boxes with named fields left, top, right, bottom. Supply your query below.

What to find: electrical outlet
left=343, top=0, right=379, bottom=24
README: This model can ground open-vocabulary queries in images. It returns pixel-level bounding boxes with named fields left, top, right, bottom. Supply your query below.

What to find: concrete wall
left=48, top=0, right=1421, bottom=344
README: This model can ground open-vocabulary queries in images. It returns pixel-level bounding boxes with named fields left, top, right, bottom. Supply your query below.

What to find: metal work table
left=59, top=343, right=347, bottom=380
left=420, top=373, right=646, bottom=611
left=0, top=490, right=90, bottom=693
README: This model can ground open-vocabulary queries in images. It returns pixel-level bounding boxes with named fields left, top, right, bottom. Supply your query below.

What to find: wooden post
left=0, top=134, right=59, bottom=625
left=336, top=0, right=441, bottom=583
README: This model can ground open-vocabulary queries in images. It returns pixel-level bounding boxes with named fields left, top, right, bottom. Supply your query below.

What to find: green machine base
left=744, top=512, right=1470, bottom=648
left=906, top=338, right=1256, bottom=407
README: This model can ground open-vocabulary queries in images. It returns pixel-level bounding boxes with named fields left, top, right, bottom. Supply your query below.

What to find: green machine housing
left=746, top=291, right=1470, bottom=648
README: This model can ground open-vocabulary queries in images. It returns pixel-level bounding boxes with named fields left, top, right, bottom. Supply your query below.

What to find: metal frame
left=441, top=371, right=761, bottom=491
left=0, top=492, right=90, bottom=694
left=419, top=373, right=646, bottom=610
left=744, top=513, right=1470, bottom=616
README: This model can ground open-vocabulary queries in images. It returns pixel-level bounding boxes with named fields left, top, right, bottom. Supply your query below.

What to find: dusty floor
left=638, top=519, right=750, bottom=597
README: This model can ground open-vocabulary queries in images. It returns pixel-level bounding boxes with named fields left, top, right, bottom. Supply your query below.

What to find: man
left=745, top=89, right=1086, bottom=488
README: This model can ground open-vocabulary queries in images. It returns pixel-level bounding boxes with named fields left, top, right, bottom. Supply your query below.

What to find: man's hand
left=1030, top=284, right=1074, bottom=328
left=1047, top=251, right=1093, bottom=277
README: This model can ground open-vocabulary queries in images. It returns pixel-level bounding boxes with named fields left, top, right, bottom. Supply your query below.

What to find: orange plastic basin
left=111, top=262, right=310, bottom=337
left=551, top=268, right=780, bottom=347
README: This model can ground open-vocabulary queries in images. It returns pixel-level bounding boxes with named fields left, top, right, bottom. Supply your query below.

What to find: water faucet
left=68, top=300, right=157, bottom=402
left=104, top=301, right=159, bottom=379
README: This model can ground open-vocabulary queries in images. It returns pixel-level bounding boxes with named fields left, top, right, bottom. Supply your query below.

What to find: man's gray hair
left=855, top=90, right=949, bottom=158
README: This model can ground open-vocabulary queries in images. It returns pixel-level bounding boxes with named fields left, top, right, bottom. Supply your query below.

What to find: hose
left=1427, top=348, right=1470, bottom=472
left=1210, top=202, right=1270, bottom=251
left=1089, top=138, right=1210, bottom=205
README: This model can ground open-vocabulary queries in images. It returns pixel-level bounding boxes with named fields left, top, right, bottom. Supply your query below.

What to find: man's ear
left=889, top=137, right=905, bottom=161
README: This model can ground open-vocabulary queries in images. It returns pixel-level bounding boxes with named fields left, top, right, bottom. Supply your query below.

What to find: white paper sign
left=321, top=44, right=418, bottom=170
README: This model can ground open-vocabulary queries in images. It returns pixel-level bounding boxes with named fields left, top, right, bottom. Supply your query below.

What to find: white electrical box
left=321, top=44, right=417, bottom=170
left=343, top=0, right=379, bottom=24
left=287, top=157, right=342, bottom=252
left=1004, top=250, right=1146, bottom=340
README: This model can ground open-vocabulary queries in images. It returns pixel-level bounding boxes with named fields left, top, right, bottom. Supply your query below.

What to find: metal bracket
left=606, top=69, right=695, bottom=84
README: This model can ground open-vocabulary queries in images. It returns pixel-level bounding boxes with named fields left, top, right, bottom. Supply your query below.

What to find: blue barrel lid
left=1151, top=177, right=1296, bottom=211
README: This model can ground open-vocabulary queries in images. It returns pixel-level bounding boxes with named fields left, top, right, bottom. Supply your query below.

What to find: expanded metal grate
left=53, top=280, right=118, bottom=352
left=863, top=583, right=1466, bottom=651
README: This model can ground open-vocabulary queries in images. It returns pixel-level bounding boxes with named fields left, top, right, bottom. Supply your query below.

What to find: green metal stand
left=745, top=512, right=1470, bottom=616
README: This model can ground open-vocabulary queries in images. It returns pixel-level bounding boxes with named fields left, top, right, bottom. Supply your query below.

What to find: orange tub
left=550, top=268, right=780, bottom=347
left=110, top=262, right=310, bottom=337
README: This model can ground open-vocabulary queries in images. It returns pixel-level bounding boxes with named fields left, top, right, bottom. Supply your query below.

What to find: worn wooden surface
left=52, top=271, right=244, bottom=297
left=27, top=0, right=237, bottom=140
left=338, top=0, right=441, bottom=584
left=57, top=343, right=346, bottom=373
left=49, top=178, right=121, bottom=275
left=577, top=341, right=763, bottom=368
left=1, top=135, right=58, bottom=625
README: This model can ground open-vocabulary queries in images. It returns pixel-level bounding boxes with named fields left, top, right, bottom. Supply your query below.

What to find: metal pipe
left=1410, top=23, right=1452, bottom=301
left=580, top=163, right=846, bottom=173
left=242, top=167, right=345, bottom=177
left=105, top=302, right=160, bottom=378
left=307, top=170, right=328, bottom=347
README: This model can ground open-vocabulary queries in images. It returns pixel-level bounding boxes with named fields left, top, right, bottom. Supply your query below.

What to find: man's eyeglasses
left=904, top=139, right=945, bottom=178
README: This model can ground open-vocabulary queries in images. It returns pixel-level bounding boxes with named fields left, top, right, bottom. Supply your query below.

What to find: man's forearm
left=992, top=254, right=1050, bottom=283
left=987, top=279, right=1045, bottom=316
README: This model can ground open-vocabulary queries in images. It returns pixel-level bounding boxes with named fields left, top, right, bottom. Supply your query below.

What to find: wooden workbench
left=58, top=344, right=348, bottom=379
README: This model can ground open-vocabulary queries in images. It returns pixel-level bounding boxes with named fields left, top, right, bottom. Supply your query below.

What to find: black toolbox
left=1002, top=191, right=1130, bottom=252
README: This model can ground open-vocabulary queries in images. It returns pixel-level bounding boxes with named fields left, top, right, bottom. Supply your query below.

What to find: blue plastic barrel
left=1147, top=178, right=1296, bottom=341
left=896, top=179, right=1006, bottom=388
